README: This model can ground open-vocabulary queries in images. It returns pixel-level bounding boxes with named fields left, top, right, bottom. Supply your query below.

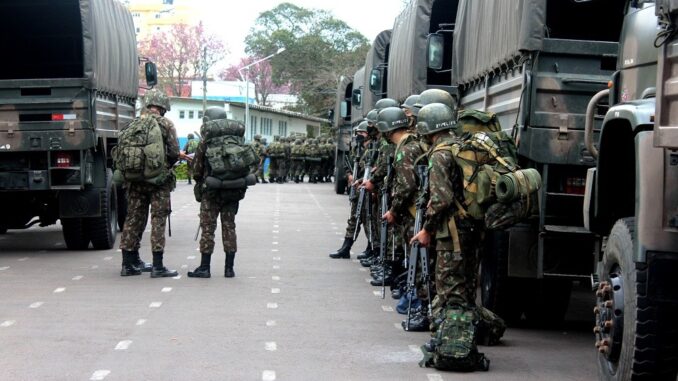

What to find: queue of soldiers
left=329, top=89, right=512, bottom=372
left=251, top=134, right=336, bottom=184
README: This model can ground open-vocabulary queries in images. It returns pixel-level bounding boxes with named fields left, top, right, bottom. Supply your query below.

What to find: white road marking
left=91, top=265, right=99, bottom=269
left=273, top=265, right=280, bottom=270
left=195, top=248, right=200, bottom=251
left=161, top=287, right=172, bottom=293
left=373, top=291, right=382, bottom=297
left=90, top=370, right=111, bottom=380
left=116, top=249, right=122, bottom=252
left=267, top=303, right=278, bottom=309
left=273, top=225, right=279, bottom=228
left=272, top=276, right=280, bottom=281
left=103, top=256, right=112, bottom=261
left=359, top=268, right=367, bottom=272
left=271, top=249, right=279, bottom=252
left=187, top=256, right=196, bottom=260
left=266, top=320, right=277, bottom=327
left=149, top=302, right=162, bottom=308
left=272, top=242, right=278, bottom=245
left=382, top=305, right=394, bottom=312
left=173, top=275, right=182, bottom=280
left=394, top=323, right=401, bottom=330
left=271, top=288, right=280, bottom=294
left=272, top=230, right=279, bottom=233
left=0, top=266, right=9, bottom=271
left=409, top=345, right=421, bottom=353
left=427, top=374, right=444, bottom=381
left=136, top=319, right=147, bottom=326
left=262, top=370, right=276, bottom=381
left=273, top=257, right=281, bottom=261
left=17, top=257, right=29, bottom=261
left=331, top=222, right=336, bottom=225
left=365, top=278, right=372, bottom=283
left=1, top=320, right=16, bottom=328
left=181, top=265, right=188, bottom=269
left=265, top=342, right=277, bottom=351
left=332, top=226, right=338, bottom=230
left=53, top=287, right=66, bottom=293
left=335, top=232, right=342, bottom=235
left=72, top=275, right=84, bottom=281
left=248, top=276, right=257, bottom=279
left=29, top=302, right=44, bottom=309
left=114, top=340, right=133, bottom=350
left=352, top=259, right=360, bottom=263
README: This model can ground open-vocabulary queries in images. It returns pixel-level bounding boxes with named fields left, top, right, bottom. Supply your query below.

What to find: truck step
left=543, top=225, right=591, bottom=234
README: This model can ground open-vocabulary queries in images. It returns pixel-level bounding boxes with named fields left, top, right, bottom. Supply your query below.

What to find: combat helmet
left=294, top=139, right=302, bottom=145
left=416, top=103, right=457, bottom=136
left=415, top=89, right=455, bottom=110
left=187, top=133, right=195, bottom=139
left=402, top=94, right=420, bottom=113
left=376, top=107, right=409, bottom=133
left=366, top=109, right=379, bottom=125
left=375, top=98, right=399, bottom=110
left=254, top=134, right=262, bottom=141
left=355, top=120, right=369, bottom=133
left=144, top=89, right=171, bottom=112
left=327, top=138, right=334, bottom=144
left=204, top=106, right=227, bottom=122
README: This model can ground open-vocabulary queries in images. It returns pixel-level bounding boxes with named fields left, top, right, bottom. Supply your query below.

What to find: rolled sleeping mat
left=205, top=174, right=257, bottom=189
left=495, top=168, right=542, bottom=203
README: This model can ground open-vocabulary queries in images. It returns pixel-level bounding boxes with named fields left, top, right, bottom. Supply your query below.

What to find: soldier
left=119, top=89, right=179, bottom=278
left=326, top=137, right=336, bottom=183
left=305, top=138, right=323, bottom=183
left=280, top=136, right=292, bottom=182
left=188, top=107, right=256, bottom=278
left=267, top=136, right=281, bottom=183
left=411, top=103, right=505, bottom=341
left=290, top=139, right=305, bottom=183
left=182, top=133, right=198, bottom=185
left=252, top=135, right=267, bottom=183
left=401, top=94, right=420, bottom=131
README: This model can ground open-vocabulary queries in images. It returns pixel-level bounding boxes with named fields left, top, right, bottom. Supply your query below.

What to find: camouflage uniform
left=183, top=134, right=198, bottom=184
left=252, top=136, right=266, bottom=183
left=268, top=138, right=284, bottom=182
left=290, top=140, right=305, bottom=182
left=389, top=133, right=425, bottom=243
left=304, top=139, right=323, bottom=183
left=119, top=114, right=179, bottom=253
left=280, top=137, right=292, bottom=182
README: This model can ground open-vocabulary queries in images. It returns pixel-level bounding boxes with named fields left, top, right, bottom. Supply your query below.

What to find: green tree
left=245, top=3, right=369, bottom=117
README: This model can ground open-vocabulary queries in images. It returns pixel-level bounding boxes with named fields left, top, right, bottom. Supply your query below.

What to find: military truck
left=585, top=1, right=678, bottom=379
left=426, top=0, right=627, bottom=322
left=332, top=76, right=353, bottom=194
left=0, top=0, right=156, bottom=249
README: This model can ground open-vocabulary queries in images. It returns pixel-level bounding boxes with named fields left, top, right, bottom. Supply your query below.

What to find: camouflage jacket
left=422, top=136, right=461, bottom=235
left=291, top=144, right=305, bottom=159
left=370, top=137, right=395, bottom=187
left=252, top=141, right=265, bottom=160
left=389, top=133, right=425, bottom=219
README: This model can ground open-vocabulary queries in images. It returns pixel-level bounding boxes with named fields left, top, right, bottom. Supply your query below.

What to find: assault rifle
left=380, top=155, right=393, bottom=299
left=348, top=135, right=364, bottom=200
left=405, top=165, right=433, bottom=331
left=353, top=141, right=378, bottom=241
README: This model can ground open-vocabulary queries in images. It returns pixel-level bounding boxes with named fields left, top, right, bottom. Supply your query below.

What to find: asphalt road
left=0, top=181, right=597, bottom=381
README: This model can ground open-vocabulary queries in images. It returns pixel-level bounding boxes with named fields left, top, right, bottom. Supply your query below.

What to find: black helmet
left=376, top=107, right=409, bottom=133
left=187, top=133, right=195, bottom=139
left=204, top=106, right=227, bottom=122
left=402, top=94, right=421, bottom=115
left=415, top=89, right=455, bottom=110
left=416, top=103, right=457, bottom=136
left=375, top=98, right=399, bottom=111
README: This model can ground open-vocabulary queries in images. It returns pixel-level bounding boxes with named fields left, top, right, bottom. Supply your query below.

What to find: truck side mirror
left=340, top=101, right=348, bottom=118
left=145, top=62, right=158, bottom=87
left=352, top=89, right=362, bottom=109
left=369, top=68, right=382, bottom=93
left=427, top=34, right=444, bottom=70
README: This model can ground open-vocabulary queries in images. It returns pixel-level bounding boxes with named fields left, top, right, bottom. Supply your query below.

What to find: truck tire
left=0, top=224, right=7, bottom=234
left=480, top=230, right=525, bottom=324
left=116, top=184, right=127, bottom=231
left=595, top=218, right=678, bottom=381
left=334, top=151, right=347, bottom=194
left=62, top=218, right=90, bottom=250
left=88, top=170, right=117, bottom=250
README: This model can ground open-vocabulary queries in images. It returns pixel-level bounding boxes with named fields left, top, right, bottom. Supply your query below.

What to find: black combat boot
left=370, top=261, right=394, bottom=286
left=187, top=253, right=211, bottom=278
left=131, top=249, right=152, bottom=272
left=401, top=306, right=430, bottom=332
left=329, top=237, right=353, bottom=259
left=356, top=243, right=373, bottom=260
left=225, top=252, right=236, bottom=278
left=150, top=251, right=178, bottom=278
left=120, top=250, right=142, bottom=276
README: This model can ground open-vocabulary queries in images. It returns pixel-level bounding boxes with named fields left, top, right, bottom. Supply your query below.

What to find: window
left=188, top=110, right=194, bottom=119
left=179, top=111, right=185, bottom=119
left=278, top=121, right=287, bottom=137
left=135, top=27, right=140, bottom=33
left=198, top=111, right=203, bottom=119
left=261, top=117, right=272, bottom=136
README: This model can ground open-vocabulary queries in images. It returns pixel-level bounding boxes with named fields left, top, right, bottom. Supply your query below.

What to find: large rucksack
left=203, top=119, right=258, bottom=184
left=420, top=305, right=490, bottom=372
left=112, top=114, right=168, bottom=185
left=435, top=110, right=541, bottom=230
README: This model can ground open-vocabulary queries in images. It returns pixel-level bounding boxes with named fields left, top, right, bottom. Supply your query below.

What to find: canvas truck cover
left=362, top=30, right=392, bottom=110
left=351, top=66, right=366, bottom=126
left=452, top=0, right=545, bottom=85
left=0, top=0, right=138, bottom=98
left=334, top=75, right=353, bottom=127
left=388, top=0, right=434, bottom=102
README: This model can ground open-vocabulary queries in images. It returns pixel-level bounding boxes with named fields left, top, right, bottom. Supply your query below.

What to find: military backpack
left=112, top=114, right=168, bottom=185
left=420, top=305, right=490, bottom=372
left=203, top=119, right=258, bottom=185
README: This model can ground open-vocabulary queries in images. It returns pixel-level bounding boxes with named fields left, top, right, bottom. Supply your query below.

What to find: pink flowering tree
left=219, top=57, right=290, bottom=106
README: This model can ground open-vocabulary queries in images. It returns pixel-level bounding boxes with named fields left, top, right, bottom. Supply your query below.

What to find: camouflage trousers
left=279, top=159, right=289, bottom=179
left=434, top=218, right=484, bottom=307
left=290, top=159, right=305, bottom=177
left=256, top=163, right=265, bottom=181
left=305, top=161, right=322, bottom=178
left=119, top=183, right=171, bottom=252
left=199, top=193, right=240, bottom=254
left=269, top=158, right=281, bottom=179
left=343, top=193, right=359, bottom=239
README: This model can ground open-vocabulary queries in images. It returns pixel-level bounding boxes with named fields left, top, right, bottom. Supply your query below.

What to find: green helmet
left=402, top=94, right=420, bottom=113
left=294, top=139, right=302, bottom=145
left=375, top=98, right=399, bottom=110
left=415, top=89, right=455, bottom=110
left=204, top=106, right=227, bottom=122
left=261, top=138, right=268, bottom=144
left=274, top=135, right=280, bottom=142
left=187, top=133, right=195, bottom=139
left=416, top=103, right=457, bottom=136
left=366, top=109, right=379, bottom=124
left=376, top=107, right=409, bottom=133
left=327, top=138, right=334, bottom=144
left=254, top=134, right=262, bottom=141
left=144, top=89, right=171, bottom=112
left=355, top=120, right=369, bottom=133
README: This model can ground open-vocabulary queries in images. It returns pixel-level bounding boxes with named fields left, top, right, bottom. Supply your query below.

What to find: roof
left=226, top=102, right=330, bottom=124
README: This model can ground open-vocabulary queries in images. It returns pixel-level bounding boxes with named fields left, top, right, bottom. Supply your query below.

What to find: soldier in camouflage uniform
left=188, top=107, right=257, bottom=279
left=317, top=138, right=328, bottom=182
left=252, top=135, right=267, bottom=183
left=182, top=133, right=198, bottom=184
left=119, top=89, right=179, bottom=278
left=290, top=139, right=305, bottom=183
left=325, top=138, right=336, bottom=183
left=280, top=137, right=292, bottom=182
left=411, top=103, right=505, bottom=344
left=304, top=138, right=323, bottom=183
left=267, top=136, right=282, bottom=183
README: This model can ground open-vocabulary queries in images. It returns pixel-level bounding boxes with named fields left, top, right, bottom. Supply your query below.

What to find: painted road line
left=149, top=302, right=162, bottom=308
left=266, top=320, right=277, bottom=327
left=262, top=370, right=276, bottom=381
left=271, top=288, right=280, bottom=294
left=272, top=230, right=279, bottom=233
left=266, top=302, right=278, bottom=309
left=90, top=370, right=111, bottom=380
left=273, top=265, right=280, bottom=270
left=373, top=291, right=382, bottom=297
left=0, top=266, right=9, bottom=271
left=394, top=323, right=401, bottom=330
left=53, top=287, right=66, bottom=293
left=187, top=256, right=196, bottom=260
left=136, top=319, right=147, bottom=326
left=161, top=287, right=172, bottom=293
left=272, top=242, right=279, bottom=245
left=409, top=345, right=421, bottom=353
left=272, top=276, right=280, bottom=281
left=265, top=342, right=277, bottom=351
left=382, top=305, right=394, bottom=312
left=91, top=265, right=99, bottom=269
left=1, top=320, right=16, bottom=328
left=173, top=275, right=182, bottom=280
left=359, top=268, right=367, bottom=272
left=114, top=340, right=133, bottom=350
left=273, top=257, right=281, bottom=261
left=17, top=257, right=29, bottom=261
left=271, top=249, right=279, bottom=252
left=103, top=256, right=112, bottom=261
left=427, top=374, right=444, bottom=381
left=29, top=302, right=44, bottom=309
left=181, top=265, right=188, bottom=269
left=72, top=275, right=84, bottom=281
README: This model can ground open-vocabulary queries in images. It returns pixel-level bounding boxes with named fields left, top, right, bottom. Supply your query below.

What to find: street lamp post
left=238, top=47, right=286, bottom=141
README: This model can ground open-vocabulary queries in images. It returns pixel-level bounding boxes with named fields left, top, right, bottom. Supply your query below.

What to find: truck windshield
left=0, top=0, right=84, bottom=80
left=546, top=0, right=625, bottom=42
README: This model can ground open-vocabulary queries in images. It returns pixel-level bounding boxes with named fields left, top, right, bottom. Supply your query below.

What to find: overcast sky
left=195, top=0, right=407, bottom=66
